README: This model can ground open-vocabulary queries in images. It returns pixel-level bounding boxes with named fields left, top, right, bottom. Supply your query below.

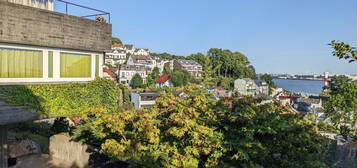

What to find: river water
left=273, top=79, right=324, bottom=95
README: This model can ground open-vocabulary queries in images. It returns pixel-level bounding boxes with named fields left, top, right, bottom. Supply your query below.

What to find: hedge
left=0, top=78, right=121, bottom=117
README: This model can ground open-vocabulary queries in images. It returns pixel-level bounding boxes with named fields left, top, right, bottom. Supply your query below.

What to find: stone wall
left=49, top=135, right=90, bottom=168
left=0, top=0, right=112, bottom=52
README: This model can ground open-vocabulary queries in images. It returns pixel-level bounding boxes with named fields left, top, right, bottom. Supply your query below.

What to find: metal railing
left=56, top=0, right=111, bottom=23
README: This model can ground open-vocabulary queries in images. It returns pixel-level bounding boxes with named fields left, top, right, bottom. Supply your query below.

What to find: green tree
left=207, top=48, right=256, bottom=79
left=218, top=98, right=331, bottom=168
left=147, top=67, right=161, bottom=86
left=163, top=66, right=172, bottom=74
left=261, top=73, right=277, bottom=88
left=201, top=56, right=219, bottom=88
left=77, top=85, right=224, bottom=168
left=218, top=77, right=234, bottom=90
left=73, top=86, right=332, bottom=168
left=328, top=75, right=351, bottom=93
left=324, top=79, right=357, bottom=137
left=112, top=37, right=122, bottom=45
left=130, top=73, right=143, bottom=88
left=171, top=70, right=190, bottom=87
left=329, top=40, right=357, bottom=63
left=187, top=53, right=206, bottom=66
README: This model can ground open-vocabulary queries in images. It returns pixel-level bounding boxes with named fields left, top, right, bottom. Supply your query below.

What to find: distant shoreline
left=273, top=78, right=323, bottom=81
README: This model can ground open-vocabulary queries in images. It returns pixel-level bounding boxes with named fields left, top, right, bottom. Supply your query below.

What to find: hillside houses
left=173, top=59, right=203, bottom=77
left=234, top=78, right=269, bottom=96
left=104, top=44, right=203, bottom=87
left=105, top=44, right=151, bottom=67
left=118, top=65, right=150, bottom=85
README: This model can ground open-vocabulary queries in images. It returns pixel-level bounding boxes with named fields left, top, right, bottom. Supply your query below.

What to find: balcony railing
left=56, top=0, right=111, bottom=23
left=7, top=0, right=111, bottom=23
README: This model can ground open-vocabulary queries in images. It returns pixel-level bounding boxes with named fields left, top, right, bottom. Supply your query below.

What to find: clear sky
left=55, top=0, right=357, bottom=75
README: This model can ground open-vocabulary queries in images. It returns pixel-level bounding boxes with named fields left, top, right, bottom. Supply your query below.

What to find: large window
left=60, top=52, right=91, bottom=78
left=0, top=48, right=43, bottom=78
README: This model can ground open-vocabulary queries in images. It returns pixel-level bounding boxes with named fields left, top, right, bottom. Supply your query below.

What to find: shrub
left=0, top=78, right=121, bottom=117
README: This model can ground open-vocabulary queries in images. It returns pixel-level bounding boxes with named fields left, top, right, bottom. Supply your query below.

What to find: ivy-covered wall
left=0, top=78, right=121, bottom=117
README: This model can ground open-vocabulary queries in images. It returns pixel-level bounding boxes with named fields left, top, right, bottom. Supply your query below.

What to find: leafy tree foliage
left=329, top=40, right=357, bottom=63
left=201, top=56, right=219, bottom=88
left=187, top=53, right=207, bottom=66
left=328, top=75, right=352, bottom=93
left=163, top=66, right=172, bottom=74
left=207, top=48, right=256, bottom=79
left=0, top=78, right=121, bottom=117
left=260, top=73, right=277, bottom=88
left=151, top=52, right=186, bottom=60
left=171, top=70, right=190, bottom=87
left=112, top=37, right=123, bottom=45
left=218, top=98, right=331, bottom=168
left=324, top=77, right=357, bottom=137
left=130, top=73, right=144, bottom=88
left=74, top=85, right=332, bottom=168
left=218, top=77, right=234, bottom=90
left=147, top=67, right=161, bottom=86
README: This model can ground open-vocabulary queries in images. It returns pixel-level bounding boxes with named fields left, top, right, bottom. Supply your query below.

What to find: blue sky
left=55, top=0, right=357, bottom=75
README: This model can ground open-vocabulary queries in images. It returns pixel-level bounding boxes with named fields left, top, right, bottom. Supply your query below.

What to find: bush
left=0, top=78, right=121, bottom=117
left=10, top=121, right=53, bottom=137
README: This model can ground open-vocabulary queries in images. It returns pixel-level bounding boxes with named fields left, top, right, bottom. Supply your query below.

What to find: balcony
left=0, top=0, right=112, bottom=52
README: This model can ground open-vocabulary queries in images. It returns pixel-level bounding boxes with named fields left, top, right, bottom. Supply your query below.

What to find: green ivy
left=0, top=78, right=121, bottom=117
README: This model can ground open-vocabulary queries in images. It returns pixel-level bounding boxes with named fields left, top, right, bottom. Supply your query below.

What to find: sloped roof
left=176, top=59, right=201, bottom=66
left=131, top=55, right=152, bottom=64
left=254, top=80, right=268, bottom=87
left=112, top=44, right=122, bottom=49
left=156, top=74, right=171, bottom=83
left=103, top=68, right=117, bottom=79
left=124, top=44, right=134, bottom=50
left=120, top=65, right=149, bottom=71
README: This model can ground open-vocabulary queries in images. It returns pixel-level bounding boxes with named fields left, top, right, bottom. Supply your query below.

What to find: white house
left=156, top=74, right=172, bottom=87
left=124, top=44, right=135, bottom=55
left=234, top=78, right=257, bottom=96
left=173, top=59, right=203, bottom=77
left=105, top=49, right=127, bottom=66
left=117, top=65, right=149, bottom=85
left=127, top=55, right=157, bottom=70
left=133, top=48, right=150, bottom=56
left=131, top=92, right=160, bottom=109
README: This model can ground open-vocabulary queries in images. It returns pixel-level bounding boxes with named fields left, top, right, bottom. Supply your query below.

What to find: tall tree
left=201, top=56, right=219, bottom=88
left=130, top=73, right=143, bottom=88
left=187, top=53, right=207, bottom=66
left=329, top=40, right=357, bottom=63
left=74, top=86, right=332, bottom=168
left=147, top=67, right=161, bottom=86
left=171, top=70, right=190, bottom=87
left=261, top=74, right=277, bottom=88
left=207, top=48, right=256, bottom=79
left=324, top=78, right=357, bottom=137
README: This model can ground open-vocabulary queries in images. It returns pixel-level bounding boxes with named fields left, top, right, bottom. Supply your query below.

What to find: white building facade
left=0, top=43, right=104, bottom=83
left=117, top=65, right=149, bottom=85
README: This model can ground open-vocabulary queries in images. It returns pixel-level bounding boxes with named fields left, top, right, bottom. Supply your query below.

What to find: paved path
left=0, top=98, right=38, bottom=126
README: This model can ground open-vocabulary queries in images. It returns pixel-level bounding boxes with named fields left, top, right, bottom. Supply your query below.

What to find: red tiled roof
left=103, top=68, right=117, bottom=79
left=156, top=74, right=171, bottom=83
left=112, top=44, right=122, bottom=48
